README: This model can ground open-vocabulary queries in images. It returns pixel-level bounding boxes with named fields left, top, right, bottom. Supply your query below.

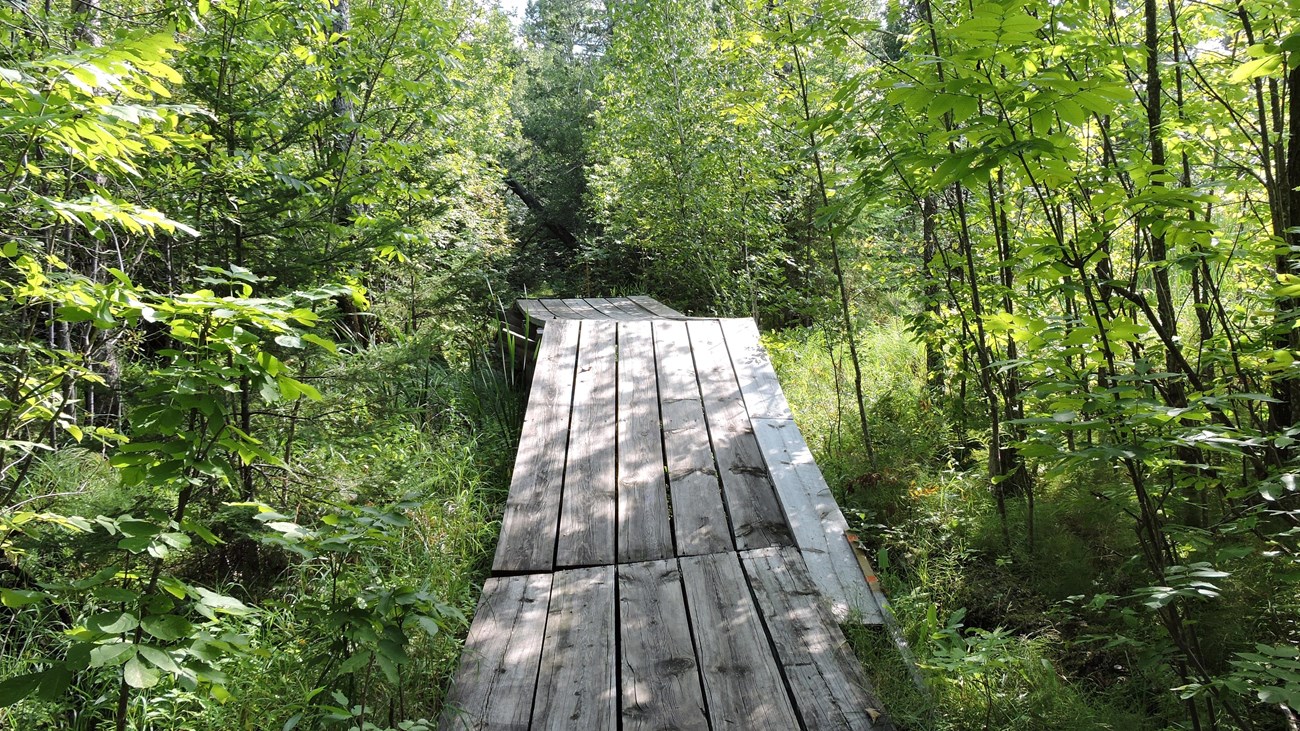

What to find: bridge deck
left=443, top=299, right=891, bottom=730
left=517, top=296, right=689, bottom=322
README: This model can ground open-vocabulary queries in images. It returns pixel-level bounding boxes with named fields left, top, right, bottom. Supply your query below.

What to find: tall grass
left=767, top=313, right=1151, bottom=730
left=1, top=330, right=521, bottom=730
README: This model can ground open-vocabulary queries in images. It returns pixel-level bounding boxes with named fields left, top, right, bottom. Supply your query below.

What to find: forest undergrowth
left=771, top=298, right=1293, bottom=730
left=2, top=317, right=520, bottom=730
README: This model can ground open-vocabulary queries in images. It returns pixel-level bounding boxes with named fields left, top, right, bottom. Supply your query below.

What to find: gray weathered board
left=556, top=320, right=618, bottom=567
left=531, top=566, right=617, bottom=730
left=521, top=297, right=687, bottom=323
left=618, top=559, right=709, bottom=730
left=616, top=321, right=674, bottom=563
left=448, top=299, right=894, bottom=730
left=441, top=555, right=890, bottom=730
left=492, top=321, right=577, bottom=573
left=438, top=573, right=551, bottom=730
left=742, top=546, right=887, bottom=729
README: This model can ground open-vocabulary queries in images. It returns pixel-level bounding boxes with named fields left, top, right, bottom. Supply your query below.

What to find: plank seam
left=685, top=321, right=739, bottom=550
left=737, top=550, right=811, bottom=731
left=613, top=322, right=620, bottom=567
left=586, top=297, right=616, bottom=319
left=673, top=556, right=716, bottom=731
left=610, top=325, right=626, bottom=727
left=550, top=321, right=582, bottom=572
left=526, top=575, right=552, bottom=730
left=612, top=547, right=625, bottom=729
left=651, top=321, right=679, bottom=561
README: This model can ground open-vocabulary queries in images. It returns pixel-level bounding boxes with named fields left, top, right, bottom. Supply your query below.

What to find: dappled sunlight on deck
left=440, top=297, right=891, bottom=730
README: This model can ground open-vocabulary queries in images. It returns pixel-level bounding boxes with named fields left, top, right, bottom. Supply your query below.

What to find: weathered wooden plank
left=532, top=566, right=618, bottom=731
left=584, top=297, right=632, bottom=320
left=617, top=322, right=674, bottom=563
left=742, top=547, right=888, bottom=729
left=719, top=318, right=794, bottom=421
left=557, top=320, right=618, bottom=567
left=752, top=417, right=886, bottom=623
left=605, top=297, right=653, bottom=320
left=493, top=321, right=579, bottom=573
left=654, top=321, right=732, bottom=556
left=653, top=319, right=697, bottom=394
left=438, top=574, right=552, bottom=730
left=516, top=299, right=555, bottom=323
left=689, top=320, right=792, bottom=550
left=562, top=298, right=605, bottom=319
left=618, top=560, right=709, bottom=731
left=627, top=295, right=685, bottom=318
left=537, top=298, right=583, bottom=319
left=679, top=552, right=801, bottom=729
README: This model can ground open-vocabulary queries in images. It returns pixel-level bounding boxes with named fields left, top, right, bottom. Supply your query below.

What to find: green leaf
left=1230, top=54, right=1282, bottom=83
left=138, top=645, right=183, bottom=675
left=0, top=673, right=42, bottom=707
left=118, top=519, right=162, bottom=538
left=194, top=587, right=253, bottom=616
left=413, top=615, right=441, bottom=638
left=259, top=376, right=281, bottom=403
left=301, top=333, right=337, bottom=353
left=1, top=588, right=47, bottom=607
left=118, top=535, right=152, bottom=553
left=89, top=642, right=136, bottom=667
left=35, top=668, right=73, bottom=702
left=87, top=611, right=139, bottom=634
left=265, top=521, right=313, bottom=540
left=123, top=656, right=161, bottom=689
left=378, top=638, right=408, bottom=665
left=277, top=376, right=321, bottom=402
left=141, top=614, right=193, bottom=641
left=338, top=649, right=372, bottom=674
left=182, top=518, right=223, bottom=545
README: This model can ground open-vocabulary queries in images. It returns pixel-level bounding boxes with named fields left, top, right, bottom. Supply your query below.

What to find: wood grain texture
left=752, top=417, right=885, bottom=623
left=654, top=321, right=732, bottom=556
left=516, top=299, right=554, bottom=323
left=688, top=319, right=792, bottom=550
left=438, top=574, right=551, bottom=730
left=618, top=560, right=709, bottom=731
left=537, top=298, right=583, bottom=319
left=719, top=318, right=794, bottom=420
left=742, top=547, right=890, bottom=730
left=679, top=552, right=801, bottom=730
left=493, top=321, right=578, bottom=573
left=627, top=295, right=685, bottom=318
left=561, top=298, right=605, bottom=319
left=652, top=320, right=697, bottom=394
left=557, top=320, right=618, bottom=567
left=532, top=566, right=618, bottom=731
left=606, top=297, right=654, bottom=320
left=584, top=297, right=632, bottom=320
left=616, top=322, right=674, bottom=563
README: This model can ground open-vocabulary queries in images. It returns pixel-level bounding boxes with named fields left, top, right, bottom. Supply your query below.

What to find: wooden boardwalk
left=516, top=296, right=691, bottom=322
left=442, top=297, right=891, bottom=730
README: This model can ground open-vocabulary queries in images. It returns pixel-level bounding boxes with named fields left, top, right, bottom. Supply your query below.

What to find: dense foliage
left=2, top=0, right=1299, bottom=728
left=538, top=0, right=1300, bottom=727
left=1, top=1, right=519, bottom=728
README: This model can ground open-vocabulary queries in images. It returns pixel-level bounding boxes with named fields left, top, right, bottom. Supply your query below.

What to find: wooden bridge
left=439, top=297, right=892, bottom=730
